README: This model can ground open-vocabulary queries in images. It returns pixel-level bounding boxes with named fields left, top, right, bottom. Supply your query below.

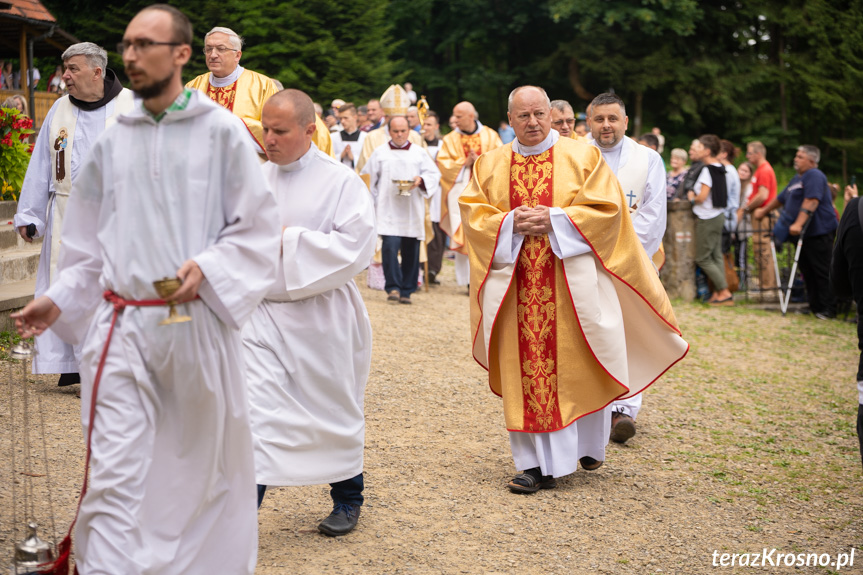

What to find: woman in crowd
left=687, top=134, right=734, bottom=305
left=666, top=148, right=689, bottom=200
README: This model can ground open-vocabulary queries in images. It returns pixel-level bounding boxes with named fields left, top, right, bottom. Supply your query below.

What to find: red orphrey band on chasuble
left=205, top=81, right=238, bottom=112
left=461, top=133, right=483, bottom=160
left=509, top=148, right=563, bottom=432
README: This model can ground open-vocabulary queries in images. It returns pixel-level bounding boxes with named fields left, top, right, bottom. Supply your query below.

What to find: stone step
left=0, top=222, right=43, bottom=252
left=0, top=247, right=41, bottom=284
left=0, top=277, right=36, bottom=333
left=0, top=201, right=16, bottom=221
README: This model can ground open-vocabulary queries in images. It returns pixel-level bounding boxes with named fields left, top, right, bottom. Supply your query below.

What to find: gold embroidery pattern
left=510, top=150, right=561, bottom=431
left=205, top=81, right=238, bottom=112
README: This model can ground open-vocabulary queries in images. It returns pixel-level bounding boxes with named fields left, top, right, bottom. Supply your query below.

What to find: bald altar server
left=14, top=42, right=134, bottom=387
left=459, top=86, right=687, bottom=493
left=362, top=116, right=440, bottom=304
left=249, top=89, right=376, bottom=537
left=438, top=101, right=502, bottom=286
left=186, top=26, right=333, bottom=157
left=587, top=92, right=668, bottom=444
left=14, top=6, right=280, bottom=573
left=354, top=84, right=424, bottom=173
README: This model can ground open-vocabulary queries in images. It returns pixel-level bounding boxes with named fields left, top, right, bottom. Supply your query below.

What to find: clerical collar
left=69, top=68, right=123, bottom=111
left=277, top=142, right=316, bottom=172
left=456, top=120, right=482, bottom=136
left=424, top=137, right=440, bottom=147
left=388, top=140, right=411, bottom=150
left=209, top=66, right=244, bottom=88
left=340, top=129, right=361, bottom=141
left=512, top=129, right=558, bottom=157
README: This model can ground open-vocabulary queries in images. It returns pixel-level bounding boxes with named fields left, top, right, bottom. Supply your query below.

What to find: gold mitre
left=380, top=84, right=409, bottom=116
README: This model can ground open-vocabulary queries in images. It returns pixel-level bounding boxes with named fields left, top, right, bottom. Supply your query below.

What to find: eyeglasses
left=551, top=118, right=576, bottom=127
left=203, top=45, right=238, bottom=55
left=118, top=39, right=182, bottom=54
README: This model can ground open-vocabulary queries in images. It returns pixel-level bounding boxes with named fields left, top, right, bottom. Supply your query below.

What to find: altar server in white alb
left=13, top=6, right=280, bottom=574
left=587, top=92, right=667, bottom=444
left=14, top=41, right=134, bottom=387
left=362, top=116, right=440, bottom=304
left=330, top=102, right=367, bottom=170
left=249, top=89, right=376, bottom=537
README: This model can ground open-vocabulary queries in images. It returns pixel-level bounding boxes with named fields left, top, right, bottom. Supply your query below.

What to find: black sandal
left=507, top=472, right=557, bottom=494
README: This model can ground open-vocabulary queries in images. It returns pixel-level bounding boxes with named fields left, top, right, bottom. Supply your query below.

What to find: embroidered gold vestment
left=459, top=137, right=688, bottom=433
left=186, top=69, right=333, bottom=157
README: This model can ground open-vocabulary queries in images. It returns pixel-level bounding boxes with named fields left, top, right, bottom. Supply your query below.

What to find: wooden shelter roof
left=0, top=0, right=79, bottom=58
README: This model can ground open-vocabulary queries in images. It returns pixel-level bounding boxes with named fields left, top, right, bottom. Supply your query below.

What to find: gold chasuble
left=459, top=137, right=688, bottom=433
left=187, top=69, right=277, bottom=150
left=437, top=126, right=503, bottom=254
left=186, top=70, right=333, bottom=157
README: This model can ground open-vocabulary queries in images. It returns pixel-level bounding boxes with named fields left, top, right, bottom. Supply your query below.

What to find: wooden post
left=19, top=25, right=28, bottom=99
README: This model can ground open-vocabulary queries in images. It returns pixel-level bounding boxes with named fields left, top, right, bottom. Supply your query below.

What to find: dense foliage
left=35, top=0, right=863, bottom=178
left=0, top=108, right=34, bottom=201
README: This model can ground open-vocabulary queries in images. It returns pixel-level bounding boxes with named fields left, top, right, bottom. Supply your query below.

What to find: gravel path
left=2, top=259, right=862, bottom=574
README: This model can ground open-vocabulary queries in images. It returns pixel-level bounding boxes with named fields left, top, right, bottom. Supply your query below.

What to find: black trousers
left=858, top=404, right=863, bottom=472
left=798, top=231, right=836, bottom=315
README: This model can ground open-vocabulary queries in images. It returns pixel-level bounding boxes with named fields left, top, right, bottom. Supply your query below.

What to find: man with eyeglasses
left=15, top=42, right=134, bottom=391
left=437, top=100, right=502, bottom=288
left=587, top=92, right=668, bottom=445
left=550, top=99, right=579, bottom=140
left=186, top=26, right=333, bottom=158
left=458, top=85, right=686, bottom=494
left=14, top=5, right=280, bottom=573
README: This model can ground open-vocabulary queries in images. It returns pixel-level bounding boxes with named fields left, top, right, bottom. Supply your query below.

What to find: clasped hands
left=513, top=205, right=552, bottom=236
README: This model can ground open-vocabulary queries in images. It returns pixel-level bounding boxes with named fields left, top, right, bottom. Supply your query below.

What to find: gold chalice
left=392, top=179, right=414, bottom=197
left=152, top=277, right=192, bottom=326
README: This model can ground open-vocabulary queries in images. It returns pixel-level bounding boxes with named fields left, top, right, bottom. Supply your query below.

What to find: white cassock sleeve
left=418, top=150, right=441, bottom=199
left=493, top=208, right=592, bottom=265
left=631, top=151, right=668, bottom=257
left=14, top=105, right=55, bottom=236
left=193, top=130, right=281, bottom=329
left=281, top=176, right=377, bottom=300
left=360, top=153, right=380, bottom=207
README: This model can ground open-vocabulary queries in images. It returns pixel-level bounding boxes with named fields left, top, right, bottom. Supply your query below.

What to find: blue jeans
left=257, top=472, right=364, bottom=509
left=381, top=235, right=420, bottom=297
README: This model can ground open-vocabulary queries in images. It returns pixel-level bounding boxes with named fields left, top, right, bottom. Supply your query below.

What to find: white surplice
left=362, top=142, right=440, bottom=240
left=44, top=90, right=280, bottom=575
left=331, top=128, right=367, bottom=170
left=14, top=93, right=133, bottom=374
left=500, top=131, right=613, bottom=478
left=244, top=144, right=376, bottom=485
left=592, top=136, right=667, bottom=419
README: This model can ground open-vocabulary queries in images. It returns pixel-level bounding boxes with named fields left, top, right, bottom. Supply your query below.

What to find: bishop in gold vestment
left=460, top=86, right=687, bottom=491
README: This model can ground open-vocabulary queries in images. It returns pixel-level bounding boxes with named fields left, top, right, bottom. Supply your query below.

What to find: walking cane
left=777, top=216, right=814, bottom=316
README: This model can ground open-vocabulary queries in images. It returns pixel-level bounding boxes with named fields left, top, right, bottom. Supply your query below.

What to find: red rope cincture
left=37, top=290, right=195, bottom=575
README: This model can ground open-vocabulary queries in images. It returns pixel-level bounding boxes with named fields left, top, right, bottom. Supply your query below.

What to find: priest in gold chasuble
left=459, top=86, right=688, bottom=492
left=186, top=26, right=333, bottom=157
left=437, top=101, right=503, bottom=285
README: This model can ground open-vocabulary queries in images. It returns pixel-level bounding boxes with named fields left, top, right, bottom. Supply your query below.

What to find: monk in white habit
left=249, top=89, right=376, bottom=537
left=459, top=86, right=687, bottom=493
left=186, top=25, right=333, bottom=157
left=362, top=116, right=440, bottom=304
left=13, top=6, right=280, bottom=573
left=438, top=101, right=502, bottom=286
left=14, top=42, right=134, bottom=387
left=587, top=92, right=668, bottom=444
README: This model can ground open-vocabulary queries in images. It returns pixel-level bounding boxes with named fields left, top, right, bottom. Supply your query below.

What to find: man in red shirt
left=740, top=141, right=777, bottom=293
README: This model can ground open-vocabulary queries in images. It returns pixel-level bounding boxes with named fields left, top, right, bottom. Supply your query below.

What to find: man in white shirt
left=330, top=102, right=366, bottom=170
